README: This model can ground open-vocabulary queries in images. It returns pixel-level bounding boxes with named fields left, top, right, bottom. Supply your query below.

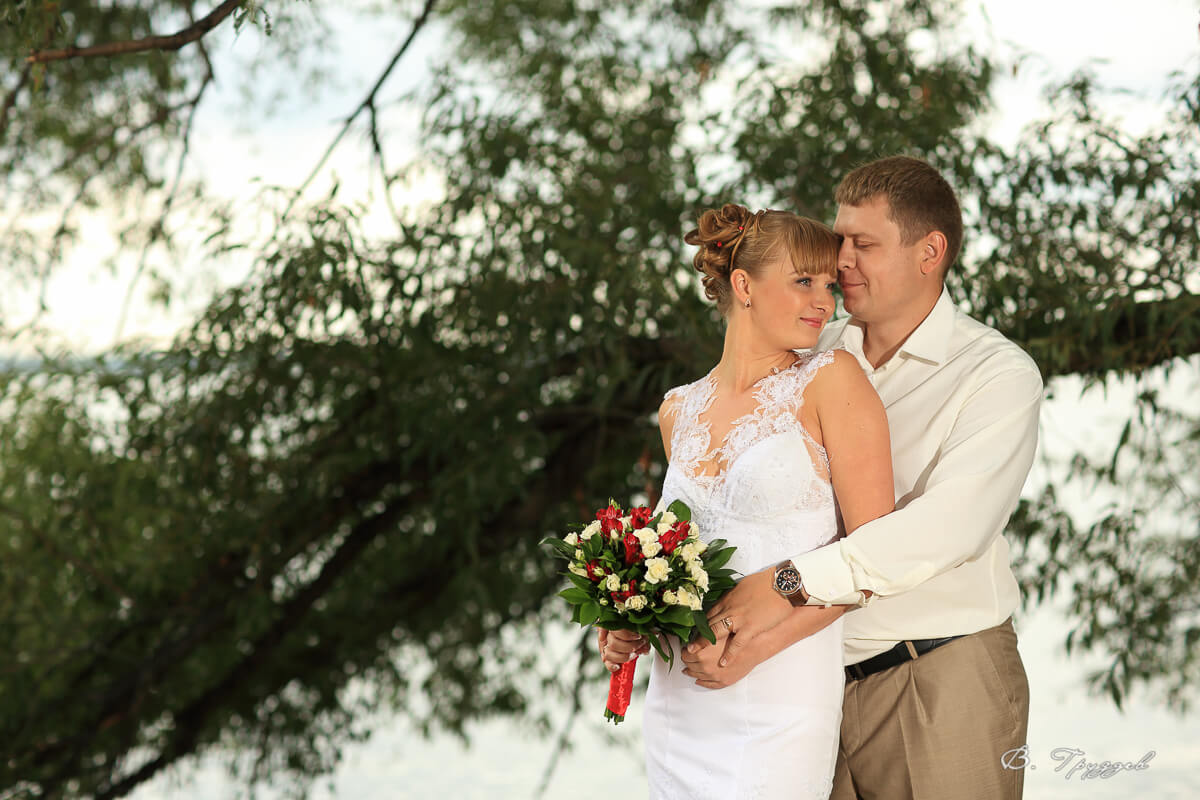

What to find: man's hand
left=680, top=635, right=756, bottom=689
left=597, top=628, right=649, bottom=673
left=703, top=568, right=793, bottom=668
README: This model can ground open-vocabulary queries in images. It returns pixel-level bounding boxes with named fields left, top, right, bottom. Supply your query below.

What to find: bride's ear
left=731, top=268, right=752, bottom=307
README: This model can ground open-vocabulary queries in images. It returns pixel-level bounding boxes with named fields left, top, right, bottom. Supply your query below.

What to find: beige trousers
left=830, top=618, right=1030, bottom=800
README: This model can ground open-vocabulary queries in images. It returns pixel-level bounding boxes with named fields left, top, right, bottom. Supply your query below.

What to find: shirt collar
left=830, top=286, right=956, bottom=367
left=897, top=286, right=955, bottom=365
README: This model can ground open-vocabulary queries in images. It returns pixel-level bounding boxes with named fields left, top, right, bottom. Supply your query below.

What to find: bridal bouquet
left=541, top=499, right=737, bottom=724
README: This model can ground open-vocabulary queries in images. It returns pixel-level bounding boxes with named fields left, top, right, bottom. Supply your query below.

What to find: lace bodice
left=658, top=349, right=838, bottom=576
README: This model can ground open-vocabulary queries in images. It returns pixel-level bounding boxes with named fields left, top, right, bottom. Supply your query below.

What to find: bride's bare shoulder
left=804, top=349, right=875, bottom=404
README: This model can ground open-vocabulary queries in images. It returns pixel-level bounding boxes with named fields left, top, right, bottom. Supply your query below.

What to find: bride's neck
left=714, top=316, right=797, bottom=395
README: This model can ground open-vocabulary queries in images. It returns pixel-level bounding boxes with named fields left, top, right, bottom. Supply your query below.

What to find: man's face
left=832, top=196, right=927, bottom=323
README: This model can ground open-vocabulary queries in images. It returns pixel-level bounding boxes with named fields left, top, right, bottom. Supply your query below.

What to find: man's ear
left=920, top=231, right=948, bottom=277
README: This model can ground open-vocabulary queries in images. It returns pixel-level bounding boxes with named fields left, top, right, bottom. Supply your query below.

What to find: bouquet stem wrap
left=605, top=657, right=637, bottom=724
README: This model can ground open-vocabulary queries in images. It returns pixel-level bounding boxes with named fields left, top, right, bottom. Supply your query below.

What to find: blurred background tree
left=0, top=0, right=1196, bottom=797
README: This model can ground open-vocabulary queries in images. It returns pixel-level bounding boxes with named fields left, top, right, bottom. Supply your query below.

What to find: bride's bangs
left=783, top=218, right=839, bottom=279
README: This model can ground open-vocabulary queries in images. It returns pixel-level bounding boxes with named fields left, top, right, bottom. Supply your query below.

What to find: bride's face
left=740, top=255, right=836, bottom=350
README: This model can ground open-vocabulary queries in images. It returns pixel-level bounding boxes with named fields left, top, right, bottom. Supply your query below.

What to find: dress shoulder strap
left=756, top=349, right=836, bottom=414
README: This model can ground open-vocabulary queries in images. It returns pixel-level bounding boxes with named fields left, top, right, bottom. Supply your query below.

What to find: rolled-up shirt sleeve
left=794, top=362, right=1043, bottom=606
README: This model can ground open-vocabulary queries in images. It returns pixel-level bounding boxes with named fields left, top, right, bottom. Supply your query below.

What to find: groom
left=694, top=155, right=1042, bottom=799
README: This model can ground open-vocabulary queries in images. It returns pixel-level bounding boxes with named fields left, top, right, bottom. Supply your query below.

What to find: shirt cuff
left=794, top=542, right=874, bottom=608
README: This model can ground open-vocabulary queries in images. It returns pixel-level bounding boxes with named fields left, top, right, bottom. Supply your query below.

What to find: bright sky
left=5, top=1, right=1197, bottom=797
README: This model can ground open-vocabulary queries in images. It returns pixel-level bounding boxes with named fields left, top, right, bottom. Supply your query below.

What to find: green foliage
left=0, top=0, right=1197, bottom=797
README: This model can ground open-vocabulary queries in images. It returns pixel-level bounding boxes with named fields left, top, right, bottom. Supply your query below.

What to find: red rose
left=622, top=531, right=644, bottom=564
left=659, top=520, right=690, bottom=554
left=610, top=579, right=639, bottom=605
left=629, top=506, right=653, bottom=530
left=596, top=504, right=624, bottom=535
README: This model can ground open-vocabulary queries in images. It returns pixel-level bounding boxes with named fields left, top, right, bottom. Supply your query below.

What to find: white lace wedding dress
left=643, top=350, right=843, bottom=800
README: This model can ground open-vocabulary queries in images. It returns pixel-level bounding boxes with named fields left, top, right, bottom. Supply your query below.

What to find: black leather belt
left=845, top=635, right=964, bottom=681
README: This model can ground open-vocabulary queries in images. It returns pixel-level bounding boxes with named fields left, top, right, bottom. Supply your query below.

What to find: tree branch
left=26, top=0, right=245, bottom=64
left=282, top=0, right=439, bottom=220
left=0, top=62, right=32, bottom=144
left=1013, top=294, right=1200, bottom=380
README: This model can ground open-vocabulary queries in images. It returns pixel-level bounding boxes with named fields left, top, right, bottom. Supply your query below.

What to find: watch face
left=775, top=566, right=802, bottom=595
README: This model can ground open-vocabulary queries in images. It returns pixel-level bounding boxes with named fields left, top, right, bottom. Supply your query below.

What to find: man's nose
left=836, top=240, right=854, bottom=272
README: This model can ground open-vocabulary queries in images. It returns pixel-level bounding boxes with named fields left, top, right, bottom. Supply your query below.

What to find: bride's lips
left=800, top=317, right=824, bottom=328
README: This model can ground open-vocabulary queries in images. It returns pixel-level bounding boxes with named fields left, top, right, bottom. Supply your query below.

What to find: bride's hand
left=680, top=635, right=754, bottom=689
left=703, top=569, right=794, bottom=668
left=598, top=628, right=649, bottom=673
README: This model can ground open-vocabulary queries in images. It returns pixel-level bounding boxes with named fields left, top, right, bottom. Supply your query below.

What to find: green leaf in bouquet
left=647, top=632, right=672, bottom=667
left=703, top=546, right=736, bottom=571
left=558, top=587, right=591, bottom=605
left=594, top=615, right=624, bottom=630
left=661, top=605, right=694, bottom=626
left=541, top=537, right=578, bottom=559
left=584, top=535, right=603, bottom=558
left=668, top=499, right=691, bottom=522
left=578, top=601, right=601, bottom=626
left=626, top=610, right=653, bottom=625
left=693, top=610, right=717, bottom=645
left=567, top=572, right=594, bottom=592
left=705, top=538, right=728, bottom=551
left=663, top=623, right=692, bottom=642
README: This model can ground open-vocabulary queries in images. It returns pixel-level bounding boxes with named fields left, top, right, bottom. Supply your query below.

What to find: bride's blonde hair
left=684, top=205, right=839, bottom=316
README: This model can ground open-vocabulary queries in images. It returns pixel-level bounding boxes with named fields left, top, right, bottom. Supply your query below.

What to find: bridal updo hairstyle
left=684, top=204, right=839, bottom=317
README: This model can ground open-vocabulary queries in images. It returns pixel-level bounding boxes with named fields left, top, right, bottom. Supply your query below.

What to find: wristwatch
left=773, top=560, right=808, bottom=605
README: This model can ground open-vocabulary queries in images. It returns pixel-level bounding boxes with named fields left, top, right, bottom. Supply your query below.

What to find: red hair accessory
left=738, top=225, right=744, bottom=231
left=716, top=241, right=723, bottom=247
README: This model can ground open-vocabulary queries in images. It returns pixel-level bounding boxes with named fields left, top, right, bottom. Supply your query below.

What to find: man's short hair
left=835, top=156, right=963, bottom=276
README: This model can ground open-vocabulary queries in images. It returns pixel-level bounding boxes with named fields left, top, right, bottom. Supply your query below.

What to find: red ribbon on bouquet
left=605, top=657, right=637, bottom=724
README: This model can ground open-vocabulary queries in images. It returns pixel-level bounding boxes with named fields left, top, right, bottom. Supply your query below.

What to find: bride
left=598, top=204, right=894, bottom=799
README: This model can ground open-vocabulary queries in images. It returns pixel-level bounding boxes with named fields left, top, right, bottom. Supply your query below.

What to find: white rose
left=676, top=588, right=702, bottom=610
left=662, top=590, right=677, bottom=605
left=605, top=574, right=620, bottom=591
left=643, top=557, right=671, bottom=584
left=581, top=520, right=601, bottom=540
left=690, top=564, right=709, bottom=592
left=574, top=548, right=584, bottom=560
left=634, top=527, right=657, bottom=546
left=695, top=539, right=708, bottom=553
left=615, top=601, right=627, bottom=613
left=563, top=532, right=579, bottom=546
left=679, top=542, right=699, bottom=561
left=568, top=563, right=587, bottom=577
left=620, top=515, right=632, bottom=529
left=626, top=595, right=647, bottom=611
left=657, top=522, right=672, bottom=536
left=641, top=541, right=662, bottom=558
left=659, top=511, right=677, bottom=526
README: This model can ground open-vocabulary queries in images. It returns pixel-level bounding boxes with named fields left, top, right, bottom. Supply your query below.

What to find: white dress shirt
left=795, top=287, right=1043, bottom=665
